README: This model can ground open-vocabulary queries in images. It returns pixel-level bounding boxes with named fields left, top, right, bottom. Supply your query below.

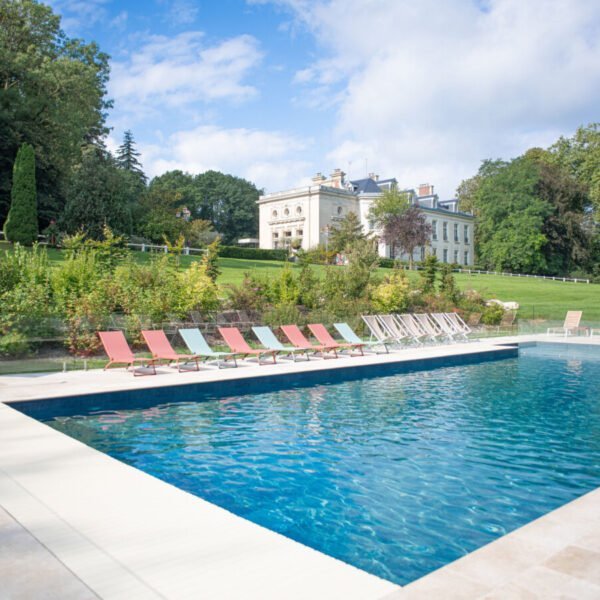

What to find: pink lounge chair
left=98, top=331, right=156, bottom=376
left=281, top=324, right=338, bottom=358
left=218, top=327, right=278, bottom=365
left=141, top=330, right=200, bottom=372
left=307, top=323, right=364, bottom=356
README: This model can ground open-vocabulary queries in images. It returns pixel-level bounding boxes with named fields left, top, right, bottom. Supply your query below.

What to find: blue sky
left=49, top=0, right=600, bottom=198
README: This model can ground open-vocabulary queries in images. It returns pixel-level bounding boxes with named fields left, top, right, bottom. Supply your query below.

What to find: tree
left=0, top=0, right=111, bottom=227
left=194, top=170, right=261, bottom=243
left=116, top=130, right=147, bottom=184
left=60, top=145, right=131, bottom=239
left=548, top=123, right=600, bottom=215
left=202, top=237, right=221, bottom=282
left=3, top=143, right=38, bottom=244
left=329, top=211, right=366, bottom=253
left=147, top=170, right=261, bottom=243
left=370, top=189, right=431, bottom=268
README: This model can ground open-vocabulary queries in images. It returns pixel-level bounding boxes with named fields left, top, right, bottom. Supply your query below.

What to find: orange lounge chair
left=307, top=323, right=364, bottom=356
left=98, top=331, right=156, bottom=376
left=141, top=329, right=200, bottom=372
left=281, top=324, right=338, bottom=358
left=218, top=327, right=278, bottom=365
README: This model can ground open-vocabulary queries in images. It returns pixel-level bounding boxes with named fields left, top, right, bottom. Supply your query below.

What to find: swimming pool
left=19, top=343, right=600, bottom=585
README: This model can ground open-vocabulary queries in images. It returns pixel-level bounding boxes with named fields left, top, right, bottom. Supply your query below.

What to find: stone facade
left=258, top=170, right=475, bottom=265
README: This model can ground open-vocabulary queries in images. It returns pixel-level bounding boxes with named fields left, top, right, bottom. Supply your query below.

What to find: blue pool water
left=32, top=344, right=600, bottom=585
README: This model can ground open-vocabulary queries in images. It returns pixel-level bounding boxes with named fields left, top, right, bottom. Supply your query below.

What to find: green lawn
left=2, top=243, right=598, bottom=322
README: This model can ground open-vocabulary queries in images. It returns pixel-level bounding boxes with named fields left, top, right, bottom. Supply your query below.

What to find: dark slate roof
left=349, top=178, right=382, bottom=193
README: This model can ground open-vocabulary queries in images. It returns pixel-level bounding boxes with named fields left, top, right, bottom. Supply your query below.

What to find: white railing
left=127, top=243, right=207, bottom=256
left=453, top=268, right=590, bottom=284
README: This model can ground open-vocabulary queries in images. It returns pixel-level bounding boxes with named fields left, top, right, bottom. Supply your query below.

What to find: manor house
left=258, top=169, right=475, bottom=265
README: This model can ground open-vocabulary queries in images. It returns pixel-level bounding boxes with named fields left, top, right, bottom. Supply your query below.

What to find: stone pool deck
left=0, top=335, right=598, bottom=599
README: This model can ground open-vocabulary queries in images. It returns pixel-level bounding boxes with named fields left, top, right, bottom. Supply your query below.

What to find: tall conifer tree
left=3, top=143, right=38, bottom=245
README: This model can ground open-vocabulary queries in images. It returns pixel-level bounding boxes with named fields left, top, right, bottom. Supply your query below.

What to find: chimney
left=368, top=172, right=379, bottom=181
left=418, top=183, right=434, bottom=197
left=312, top=172, right=326, bottom=184
left=329, top=168, right=346, bottom=188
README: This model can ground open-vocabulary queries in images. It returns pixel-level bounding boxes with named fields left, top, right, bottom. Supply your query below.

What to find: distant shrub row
left=218, top=246, right=288, bottom=261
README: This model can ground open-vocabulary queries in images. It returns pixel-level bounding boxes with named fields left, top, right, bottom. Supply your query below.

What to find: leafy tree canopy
left=60, top=145, right=131, bottom=239
left=148, top=169, right=260, bottom=243
left=0, top=0, right=111, bottom=226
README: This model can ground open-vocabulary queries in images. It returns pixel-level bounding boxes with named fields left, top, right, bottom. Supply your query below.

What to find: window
left=431, top=247, right=437, bottom=257
left=454, top=250, right=459, bottom=264
left=431, top=220, right=438, bottom=241
left=272, top=232, right=279, bottom=238
left=443, top=249, right=448, bottom=263
left=454, top=223, right=459, bottom=242
left=443, top=222, right=448, bottom=241
left=464, top=225, right=469, bottom=244
left=284, top=208, right=290, bottom=216
left=296, top=229, right=303, bottom=237
left=284, top=231, right=292, bottom=237
left=337, top=206, right=343, bottom=215
left=464, top=251, right=469, bottom=265
left=272, top=209, right=278, bottom=218
left=420, top=247, right=425, bottom=261
left=296, top=206, right=302, bottom=215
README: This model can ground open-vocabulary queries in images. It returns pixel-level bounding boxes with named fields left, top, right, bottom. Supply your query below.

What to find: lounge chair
left=396, top=314, right=430, bottom=344
left=378, top=315, right=416, bottom=345
left=334, top=322, right=389, bottom=353
left=308, top=323, right=364, bottom=356
left=431, top=313, right=468, bottom=342
left=179, top=328, right=238, bottom=368
left=547, top=311, right=588, bottom=337
left=281, top=324, right=338, bottom=358
left=141, top=329, right=201, bottom=372
left=362, top=315, right=398, bottom=347
left=252, top=326, right=310, bottom=362
left=219, top=327, right=278, bottom=364
left=98, top=331, right=157, bottom=376
left=413, top=313, right=451, bottom=343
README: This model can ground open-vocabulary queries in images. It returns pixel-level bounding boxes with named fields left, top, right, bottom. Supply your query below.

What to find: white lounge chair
left=378, top=314, right=418, bottom=346
left=362, top=315, right=402, bottom=347
left=547, top=311, right=588, bottom=337
left=396, top=314, right=431, bottom=344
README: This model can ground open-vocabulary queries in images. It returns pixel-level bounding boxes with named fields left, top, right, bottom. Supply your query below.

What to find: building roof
left=349, top=178, right=382, bottom=194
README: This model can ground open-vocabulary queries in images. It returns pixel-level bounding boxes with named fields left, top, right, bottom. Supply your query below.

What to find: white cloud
left=48, top=0, right=110, bottom=31
left=110, top=32, right=263, bottom=116
left=141, top=125, right=312, bottom=192
left=275, top=0, right=600, bottom=197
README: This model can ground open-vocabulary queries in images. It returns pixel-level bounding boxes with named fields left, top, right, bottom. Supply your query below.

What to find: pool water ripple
left=44, top=345, right=600, bottom=585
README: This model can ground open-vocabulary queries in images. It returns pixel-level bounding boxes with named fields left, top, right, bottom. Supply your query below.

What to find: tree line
left=457, top=124, right=599, bottom=277
left=0, top=0, right=260, bottom=247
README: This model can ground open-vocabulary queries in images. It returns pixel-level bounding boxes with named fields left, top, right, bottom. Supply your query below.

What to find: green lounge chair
left=333, top=323, right=389, bottom=354
left=179, top=328, right=238, bottom=368
left=252, top=326, right=310, bottom=362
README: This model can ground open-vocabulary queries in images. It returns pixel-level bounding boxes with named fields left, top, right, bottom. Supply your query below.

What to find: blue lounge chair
left=252, top=326, right=310, bottom=362
left=334, top=322, right=389, bottom=353
left=179, top=328, right=238, bottom=368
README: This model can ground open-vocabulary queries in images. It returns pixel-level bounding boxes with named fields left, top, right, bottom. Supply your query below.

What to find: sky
left=48, top=0, right=600, bottom=198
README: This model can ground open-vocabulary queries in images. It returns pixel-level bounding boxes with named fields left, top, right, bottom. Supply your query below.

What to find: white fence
left=453, top=268, right=590, bottom=284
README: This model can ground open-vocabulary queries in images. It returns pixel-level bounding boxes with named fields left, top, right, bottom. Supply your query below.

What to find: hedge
left=218, top=246, right=289, bottom=261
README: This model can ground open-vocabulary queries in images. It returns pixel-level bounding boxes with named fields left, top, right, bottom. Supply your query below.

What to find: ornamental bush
left=371, top=269, right=410, bottom=313
left=4, top=144, right=38, bottom=245
left=218, top=246, right=288, bottom=261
